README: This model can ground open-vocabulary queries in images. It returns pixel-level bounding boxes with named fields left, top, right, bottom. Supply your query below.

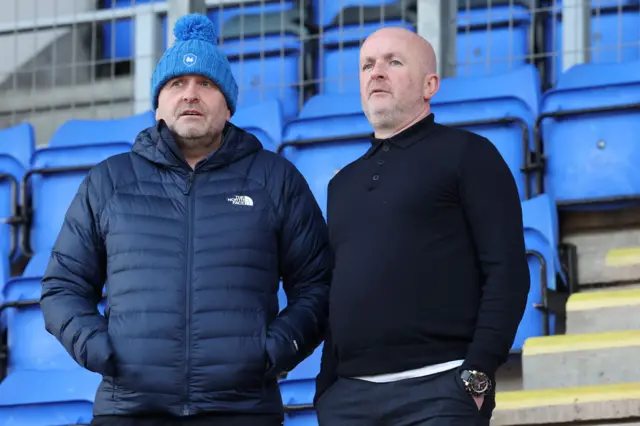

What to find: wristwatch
left=460, top=369, right=492, bottom=396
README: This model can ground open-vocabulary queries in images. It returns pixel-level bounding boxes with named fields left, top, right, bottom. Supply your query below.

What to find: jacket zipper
left=183, top=170, right=195, bottom=416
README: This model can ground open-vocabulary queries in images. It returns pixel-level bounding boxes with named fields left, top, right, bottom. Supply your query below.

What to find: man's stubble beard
left=364, top=104, right=399, bottom=130
left=171, top=122, right=215, bottom=149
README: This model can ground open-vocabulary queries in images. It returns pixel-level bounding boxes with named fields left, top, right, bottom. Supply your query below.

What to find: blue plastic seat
left=0, top=123, right=35, bottom=261
left=538, top=59, right=640, bottom=208
left=280, top=93, right=373, bottom=216
left=316, top=0, right=416, bottom=94
left=432, top=64, right=541, bottom=201
left=26, top=111, right=155, bottom=255
left=230, top=99, right=284, bottom=152
left=100, top=0, right=163, bottom=61
left=544, top=0, right=640, bottom=86
left=218, top=12, right=310, bottom=120
left=1, top=253, right=84, bottom=371
left=0, top=253, right=102, bottom=426
left=313, top=0, right=411, bottom=27
left=457, top=1, right=532, bottom=77
left=208, top=0, right=298, bottom=30
left=514, top=193, right=566, bottom=351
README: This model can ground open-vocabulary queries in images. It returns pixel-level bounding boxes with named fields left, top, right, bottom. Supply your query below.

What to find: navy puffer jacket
left=40, top=121, right=331, bottom=417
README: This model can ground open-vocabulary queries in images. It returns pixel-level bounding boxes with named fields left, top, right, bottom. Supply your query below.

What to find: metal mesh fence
left=0, top=0, right=638, bottom=145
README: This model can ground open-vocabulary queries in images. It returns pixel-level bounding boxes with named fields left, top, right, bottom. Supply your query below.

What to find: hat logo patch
left=183, top=53, right=197, bottom=66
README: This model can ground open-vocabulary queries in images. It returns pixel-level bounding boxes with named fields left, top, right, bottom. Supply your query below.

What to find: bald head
left=364, top=27, right=438, bottom=75
left=359, top=27, right=440, bottom=138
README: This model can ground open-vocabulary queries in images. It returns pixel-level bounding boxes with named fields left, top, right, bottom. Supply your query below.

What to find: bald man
left=313, top=28, right=530, bottom=425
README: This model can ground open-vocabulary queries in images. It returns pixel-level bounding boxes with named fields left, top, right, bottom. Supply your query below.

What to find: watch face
left=470, top=372, right=491, bottom=393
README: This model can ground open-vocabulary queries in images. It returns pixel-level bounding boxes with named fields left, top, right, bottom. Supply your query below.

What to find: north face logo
left=227, top=195, right=253, bottom=206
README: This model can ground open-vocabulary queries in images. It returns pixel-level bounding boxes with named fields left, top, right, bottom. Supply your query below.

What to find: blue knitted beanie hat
left=151, top=13, right=238, bottom=115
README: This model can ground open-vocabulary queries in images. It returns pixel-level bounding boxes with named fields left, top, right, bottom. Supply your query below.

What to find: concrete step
left=566, top=288, right=640, bottom=334
left=522, top=330, right=640, bottom=390
left=493, top=382, right=640, bottom=426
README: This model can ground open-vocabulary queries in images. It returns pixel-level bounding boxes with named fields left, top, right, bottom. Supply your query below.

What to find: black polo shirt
left=322, top=113, right=530, bottom=382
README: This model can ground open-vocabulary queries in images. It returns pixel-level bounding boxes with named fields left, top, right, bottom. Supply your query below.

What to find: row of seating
left=97, top=0, right=640, bottom=119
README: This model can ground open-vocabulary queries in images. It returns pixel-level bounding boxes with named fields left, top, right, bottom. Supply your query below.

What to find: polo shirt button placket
left=370, top=144, right=388, bottom=189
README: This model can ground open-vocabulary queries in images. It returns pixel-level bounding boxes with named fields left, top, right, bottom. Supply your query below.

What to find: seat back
left=2, top=253, right=77, bottom=372
left=0, top=123, right=35, bottom=260
left=457, top=2, right=532, bottom=77
left=544, top=0, right=640, bottom=86
left=230, top=99, right=284, bottom=152
left=100, top=0, right=162, bottom=60
left=540, top=59, right=640, bottom=207
left=280, top=93, right=373, bottom=216
left=28, top=112, right=155, bottom=255
left=219, top=13, right=309, bottom=119
left=208, top=0, right=298, bottom=29
left=313, top=0, right=416, bottom=28
left=432, top=64, right=541, bottom=201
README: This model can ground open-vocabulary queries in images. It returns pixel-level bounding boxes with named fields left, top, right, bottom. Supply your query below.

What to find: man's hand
left=472, top=395, right=484, bottom=410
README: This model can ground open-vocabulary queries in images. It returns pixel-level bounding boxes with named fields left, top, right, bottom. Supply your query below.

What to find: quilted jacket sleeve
left=40, top=170, right=114, bottom=376
left=266, top=162, right=332, bottom=377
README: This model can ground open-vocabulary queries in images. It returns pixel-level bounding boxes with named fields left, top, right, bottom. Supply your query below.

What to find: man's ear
left=423, top=73, right=440, bottom=101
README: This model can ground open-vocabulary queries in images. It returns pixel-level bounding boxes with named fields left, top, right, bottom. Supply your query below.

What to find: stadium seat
left=538, top=59, right=640, bottom=208
left=431, top=64, right=542, bottom=201
left=0, top=368, right=99, bottom=426
left=543, top=0, right=640, bottom=86
left=25, top=111, right=155, bottom=256
left=0, top=123, right=35, bottom=262
left=316, top=1, right=416, bottom=94
left=207, top=0, right=300, bottom=31
left=279, top=93, right=373, bottom=216
left=0, top=253, right=89, bottom=372
left=218, top=12, right=312, bottom=119
left=515, top=193, right=567, bottom=351
left=100, top=0, right=164, bottom=61
left=313, top=0, right=415, bottom=27
left=230, top=99, right=284, bottom=152
left=457, top=0, right=533, bottom=77
left=0, top=252, right=102, bottom=426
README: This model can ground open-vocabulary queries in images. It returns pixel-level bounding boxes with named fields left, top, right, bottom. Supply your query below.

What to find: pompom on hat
left=150, top=14, right=238, bottom=115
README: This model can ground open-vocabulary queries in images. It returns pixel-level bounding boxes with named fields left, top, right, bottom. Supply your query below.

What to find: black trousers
left=316, top=368, right=496, bottom=426
left=90, top=412, right=283, bottom=426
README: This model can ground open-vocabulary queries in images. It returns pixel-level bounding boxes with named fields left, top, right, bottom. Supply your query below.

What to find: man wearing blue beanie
left=41, top=13, right=331, bottom=426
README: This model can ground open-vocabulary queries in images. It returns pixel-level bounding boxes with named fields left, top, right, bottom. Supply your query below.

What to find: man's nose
left=371, top=64, right=387, bottom=80
left=182, top=83, right=200, bottom=102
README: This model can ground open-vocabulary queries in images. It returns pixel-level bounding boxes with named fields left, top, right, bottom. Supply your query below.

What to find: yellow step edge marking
left=523, top=330, right=640, bottom=355
left=496, top=383, right=640, bottom=411
left=605, top=247, right=640, bottom=267
left=567, top=288, right=640, bottom=311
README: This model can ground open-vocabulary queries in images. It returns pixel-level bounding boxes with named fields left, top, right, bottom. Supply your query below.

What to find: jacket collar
left=132, top=120, right=263, bottom=172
